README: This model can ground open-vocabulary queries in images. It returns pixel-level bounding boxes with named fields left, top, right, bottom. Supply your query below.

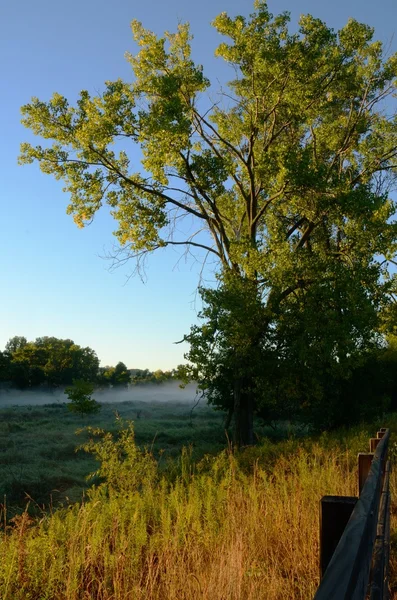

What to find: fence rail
left=313, top=428, right=391, bottom=600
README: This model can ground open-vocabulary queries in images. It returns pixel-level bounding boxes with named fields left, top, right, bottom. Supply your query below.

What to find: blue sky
left=1, top=0, right=396, bottom=370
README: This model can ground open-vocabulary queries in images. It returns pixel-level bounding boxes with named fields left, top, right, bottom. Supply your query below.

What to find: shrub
left=64, top=380, right=101, bottom=417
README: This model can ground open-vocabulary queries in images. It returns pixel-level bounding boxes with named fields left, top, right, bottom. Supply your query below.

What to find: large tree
left=20, top=3, right=397, bottom=443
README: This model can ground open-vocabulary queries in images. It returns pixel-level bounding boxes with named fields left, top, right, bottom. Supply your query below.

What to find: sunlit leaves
left=18, top=2, right=397, bottom=438
left=19, top=3, right=397, bottom=278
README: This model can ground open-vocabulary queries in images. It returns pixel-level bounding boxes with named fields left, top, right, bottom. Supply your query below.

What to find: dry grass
left=0, top=421, right=396, bottom=599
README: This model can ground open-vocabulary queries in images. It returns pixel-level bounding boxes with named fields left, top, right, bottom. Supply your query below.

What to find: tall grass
left=0, top=401, right=226, bottom=512
left=1, top=418, right=382, bottom=600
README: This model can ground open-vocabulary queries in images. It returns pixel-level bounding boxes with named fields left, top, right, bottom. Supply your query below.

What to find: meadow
left=0, top=391, right=228, bottom=512
left=0, top=392, right=396, bottom=599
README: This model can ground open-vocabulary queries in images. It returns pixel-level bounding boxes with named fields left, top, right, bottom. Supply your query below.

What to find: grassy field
left=0, top=396, right=229, bottom=511
left=0, top=396, right=396, bottom=599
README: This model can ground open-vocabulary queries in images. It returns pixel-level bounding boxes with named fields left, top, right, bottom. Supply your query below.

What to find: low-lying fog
left=0, top=382, right=201, bottom=408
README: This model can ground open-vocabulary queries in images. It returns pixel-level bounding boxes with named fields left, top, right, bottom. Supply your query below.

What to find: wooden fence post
left=370, top=438, right=381, bottom=453
left=358, top=453, right=374, bottom=495
left=319, top=496, right=358, bottom=579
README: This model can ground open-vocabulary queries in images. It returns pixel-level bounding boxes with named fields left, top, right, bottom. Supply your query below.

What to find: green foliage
left=5, top=336, right=27, bottom=355
left=0, top=351, right=11, bottom=383
left=98, top=361, right=131, bottom=387
left=78, top=418, right=157, bottom=495
left=65, top=379, right=101, bottom=417
left=184, top=275, right=268, bottom=411
left=184, top=277, right=396, bottom=431
left=131, top=367, right=178, bottom=385
left=0, top=400, right=226, bottom=515
left=19, top=2, right=397, bottom=439
left=113, top=361, right=131, bottom=386
left=19, top=3, right=397, bottom=273
left=1, top=336, right=100, bottom=389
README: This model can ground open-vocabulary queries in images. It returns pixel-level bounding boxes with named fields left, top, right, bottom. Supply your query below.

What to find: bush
left=64, top=380, right=101, bottom=417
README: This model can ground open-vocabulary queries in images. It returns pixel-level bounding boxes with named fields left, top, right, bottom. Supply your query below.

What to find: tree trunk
left=233, top=378, right=254, bottom=447
left=224, top=405, right=234, bottom=430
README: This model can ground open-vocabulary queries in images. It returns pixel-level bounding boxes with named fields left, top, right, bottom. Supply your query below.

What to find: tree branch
left=252, top=184, right=288, bottom=225
left=87, top=144, right=211, bottom=222
left=295, top=221, right=316, bottom=250
left=163, top=240, right=221, bottom=258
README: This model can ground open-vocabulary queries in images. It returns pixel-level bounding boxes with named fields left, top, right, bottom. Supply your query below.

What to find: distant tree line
left=130, top=368, right=179, bottom=385
left=0, top=336, right=100, bottom=389
left=0, top=336, right=179, bottom=391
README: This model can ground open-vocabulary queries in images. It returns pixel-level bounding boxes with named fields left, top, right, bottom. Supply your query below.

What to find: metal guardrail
left=314, top=428, right=391, bottom=600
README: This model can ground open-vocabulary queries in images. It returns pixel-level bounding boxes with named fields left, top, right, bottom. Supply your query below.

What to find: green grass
left=0, top=413, right=395, bottom=599
left=0, top=396, right=304, bottom=514
left=0, top=399, right=230, bottom=512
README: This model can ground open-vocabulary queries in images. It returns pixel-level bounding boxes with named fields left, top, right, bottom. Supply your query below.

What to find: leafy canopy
left=19, top=3, right=397, bottom=435
left=19, top=3, right=397, bottom=292
left=1, top=336, right=100, bottom=389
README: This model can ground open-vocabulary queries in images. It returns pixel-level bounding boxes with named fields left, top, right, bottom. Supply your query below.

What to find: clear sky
left=1, top=0, right=396, bottom=370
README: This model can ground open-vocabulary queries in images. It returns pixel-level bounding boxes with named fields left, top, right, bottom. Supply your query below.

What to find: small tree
left=65, top=379, right=101, bottom=417
left=113, top=362, right=131, bottom=386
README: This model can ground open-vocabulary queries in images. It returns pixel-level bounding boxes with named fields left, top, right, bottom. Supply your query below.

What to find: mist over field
left=0, top=381, right=201, bottom=407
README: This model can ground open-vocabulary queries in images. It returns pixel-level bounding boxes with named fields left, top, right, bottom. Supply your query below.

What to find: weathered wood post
left=358, top=453, right=374, bottom=495
left=320, top=496, right=357, bottom=578
left=370, top=437, right=381, bottom=452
